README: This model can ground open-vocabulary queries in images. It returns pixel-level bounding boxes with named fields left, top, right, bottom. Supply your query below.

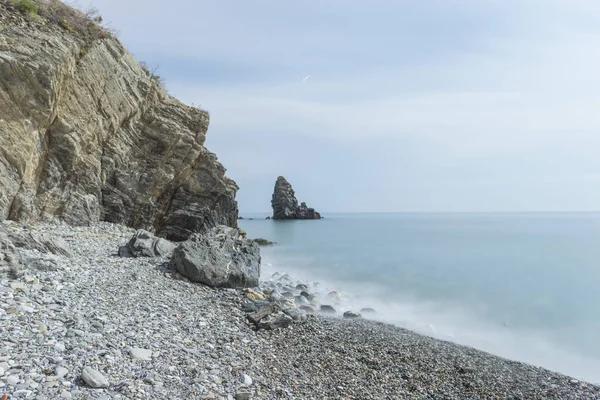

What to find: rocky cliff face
left=0, top=1, right=238, bottom=240
left=271, top=176, right=321, bottom=220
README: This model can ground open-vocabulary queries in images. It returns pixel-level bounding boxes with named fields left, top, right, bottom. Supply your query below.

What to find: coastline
left=1, top=221, right=599, bottom=399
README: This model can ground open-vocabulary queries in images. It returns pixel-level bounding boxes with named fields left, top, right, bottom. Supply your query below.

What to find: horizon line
left=239, top=210, right=600, bottom=215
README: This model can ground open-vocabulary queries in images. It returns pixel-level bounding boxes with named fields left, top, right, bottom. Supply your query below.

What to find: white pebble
left=129, top=348, right=153, bottom=361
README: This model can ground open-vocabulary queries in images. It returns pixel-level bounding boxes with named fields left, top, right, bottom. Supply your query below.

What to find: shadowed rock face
left=0, top=1, right=238, bottom=240
left=271, top=177, right=321, bottom=220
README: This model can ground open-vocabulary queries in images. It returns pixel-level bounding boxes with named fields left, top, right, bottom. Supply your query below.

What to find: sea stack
left=271, top=177, right=321, bottom=220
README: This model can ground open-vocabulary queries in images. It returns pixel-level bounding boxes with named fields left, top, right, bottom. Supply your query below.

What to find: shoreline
left=1, top=221, right=599, bottom=399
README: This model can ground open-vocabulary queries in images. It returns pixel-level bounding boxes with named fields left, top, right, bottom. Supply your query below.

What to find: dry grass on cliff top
left=9, top=0, right=117, bottom=42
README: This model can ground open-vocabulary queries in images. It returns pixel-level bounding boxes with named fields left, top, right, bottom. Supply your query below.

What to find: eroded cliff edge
left=0, top=1, right=238, bottom=240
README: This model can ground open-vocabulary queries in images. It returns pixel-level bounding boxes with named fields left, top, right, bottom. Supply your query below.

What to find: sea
left=239, top=212, right=600, bottom=383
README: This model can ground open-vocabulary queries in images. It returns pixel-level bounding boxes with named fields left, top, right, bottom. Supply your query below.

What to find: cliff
left=271, top=176, right=321, bottom=220
left=0, top=0, right=238, bottom=240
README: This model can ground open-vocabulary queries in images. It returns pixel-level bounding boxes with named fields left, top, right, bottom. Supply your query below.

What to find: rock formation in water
left=0, top=1, right=238, bottom=240
left=271, top=176, right=321, bottom=220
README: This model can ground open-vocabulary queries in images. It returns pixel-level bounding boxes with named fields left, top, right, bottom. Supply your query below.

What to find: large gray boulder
left=271, top=177, right=321, bottom=220
left=169, top=226, right=260, bottom=288
left=119, top=230, right=176, bottom=258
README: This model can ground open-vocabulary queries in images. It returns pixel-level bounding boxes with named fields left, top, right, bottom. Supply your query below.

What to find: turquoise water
left=239, top=213, right=600, bottom=383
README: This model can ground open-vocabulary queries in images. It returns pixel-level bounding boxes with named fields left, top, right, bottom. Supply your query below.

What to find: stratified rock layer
left=0, top=1, right=238, bottom=240
left=271, top=177, right=321, bottom=220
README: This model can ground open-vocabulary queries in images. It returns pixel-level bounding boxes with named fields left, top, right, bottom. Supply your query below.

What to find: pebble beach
left=1, top=221, right=599, bottom=399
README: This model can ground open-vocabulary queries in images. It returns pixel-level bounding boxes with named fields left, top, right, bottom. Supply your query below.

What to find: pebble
left=81, top=367, right=109, bottom=388
left=7, top=375, right=20, bottom=385
left=238, top=373, right=253, bottom=386
left=234, top=391, right=251, bottom=400
left=129, top=348, right=153, bottom=361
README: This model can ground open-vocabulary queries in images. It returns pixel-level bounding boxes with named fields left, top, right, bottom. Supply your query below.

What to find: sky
left=85, top=0, right=600, bottom=213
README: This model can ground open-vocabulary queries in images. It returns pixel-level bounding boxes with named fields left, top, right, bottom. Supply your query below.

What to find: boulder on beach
left=343, top=311, right=362, bottom=319
left=169, top=226, right=260, bottom=288
left=252, top=238, right=276, bottom=246
left=320, top=305, right=337, bottom=314
left=271, top=176, right=321, bottom=220
left=118, top=230, right=176, bottom=258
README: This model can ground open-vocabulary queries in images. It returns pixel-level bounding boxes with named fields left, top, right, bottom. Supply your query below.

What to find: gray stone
left=240, top=302, right=258, bottom=313
left=129, top=347, right=153, bottom=361
left=55, top=366, right=68, bottom=378
left=81, top=367, right=109, bottom=388
left=235, top=392, right=251, bottom=400
left=12, top=389, right=32, bottom=398
left=119, top=230, right=176, bottom=258
left=247, top=303, right=279, bottom=325
left=320, top=305, right=337, bottom=314
left=252, top=238, right=275, bottom=246
left=295, top=295, right=310, bottom=306
left=169, top=226, right=260, bottom=288
left=283, top=308, right=306, bottom=322
left=238, top=373, right=253, bottom=386
left=300, top=291, right=313, bottom=300
left=271, top=176, right=321, bottom=220
left=360, top=307, right=377, bottom=315
left=343, top=311, right=362, bottom=319
left=258, top=311, right=293, bottom=330
left=7, top=374, right=20, bottom=385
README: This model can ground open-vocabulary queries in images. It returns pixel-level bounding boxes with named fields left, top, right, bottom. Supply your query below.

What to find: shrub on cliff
left=16, top=0, right=38, bottom=15
left=39, top=0, right=112, bottom=41
left=12, top=0, right=116, bottom=42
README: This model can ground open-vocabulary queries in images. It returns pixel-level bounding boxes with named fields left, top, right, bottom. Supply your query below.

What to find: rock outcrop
left=0, top=1, right=238, bottom=240
left=0, top=221, right=71, bottom=278
left=169, top=226, right=260, bottom=288
left=118, top=230, right=176, bottom=258
left=252, top=238, right=276, bottom=246
left=271, top=177, right=321, bottom=220
left=0, top=224, right=22, bottom=278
